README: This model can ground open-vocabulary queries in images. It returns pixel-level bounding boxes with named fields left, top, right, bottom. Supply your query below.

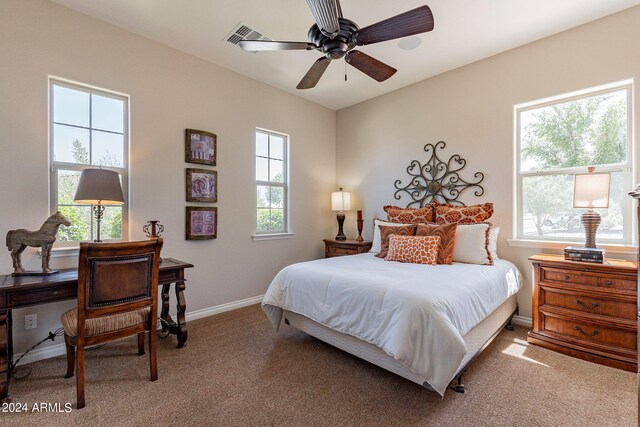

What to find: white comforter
left=262, top=253, right=521, bottom=396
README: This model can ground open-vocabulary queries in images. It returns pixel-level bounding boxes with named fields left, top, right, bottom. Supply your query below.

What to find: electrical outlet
left=24, top=314, right=37, bottom=330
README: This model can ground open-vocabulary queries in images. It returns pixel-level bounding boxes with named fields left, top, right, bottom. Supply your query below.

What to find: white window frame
left=253, top=128, right=292, bottom=240
left=513, top=80, right=634, bottom=247
left=49, top=77, right=129, bottom=245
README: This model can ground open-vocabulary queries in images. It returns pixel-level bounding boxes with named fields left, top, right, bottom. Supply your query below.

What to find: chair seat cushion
left=61, top=307, right=151, bottom=338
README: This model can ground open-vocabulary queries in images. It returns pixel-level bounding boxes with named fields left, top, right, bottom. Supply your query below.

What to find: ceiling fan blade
left=297, top=57, right=332, bottom=89
left=306, top=0, right=340, bottom=37
left=354, top=5, right=434, bottom=46
left=346, top=51, right=397, bottom=82
left=238, top=40, right=316, bottom=51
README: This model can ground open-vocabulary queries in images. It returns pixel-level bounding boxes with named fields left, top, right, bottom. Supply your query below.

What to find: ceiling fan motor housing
left=308, top=18, right=358, bottom=60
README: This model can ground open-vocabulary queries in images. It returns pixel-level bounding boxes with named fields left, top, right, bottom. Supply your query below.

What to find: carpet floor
left=3, top=304, right=637, bottom=426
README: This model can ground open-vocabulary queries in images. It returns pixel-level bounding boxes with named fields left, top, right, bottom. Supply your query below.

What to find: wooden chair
left=61, top=239, right=163, bottom=409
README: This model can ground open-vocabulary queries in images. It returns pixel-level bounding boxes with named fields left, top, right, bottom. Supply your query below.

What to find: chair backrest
left=77, top=239, right=163, bottom=320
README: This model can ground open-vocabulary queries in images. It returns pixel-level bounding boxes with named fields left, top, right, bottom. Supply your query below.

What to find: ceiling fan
left=238, top=0, right=434, bottom=89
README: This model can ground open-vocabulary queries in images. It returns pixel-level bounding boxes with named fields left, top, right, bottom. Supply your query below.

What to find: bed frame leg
left=505, top=318, right=515, bottom=331
left=453, top=375, right=465, bottom=393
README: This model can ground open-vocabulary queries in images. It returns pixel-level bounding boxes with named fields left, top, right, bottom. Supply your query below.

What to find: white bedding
left=262, top=253, right=522, bottom=396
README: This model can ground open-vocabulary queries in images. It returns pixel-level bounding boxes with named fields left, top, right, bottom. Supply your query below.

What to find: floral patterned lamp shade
left=74, top=168, right=124, bottom=243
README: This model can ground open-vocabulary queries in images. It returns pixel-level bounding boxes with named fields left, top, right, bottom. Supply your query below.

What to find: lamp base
left=335, top=212, right=346, bottom=241
left=93, top=204, right=105, bottom=243
left=581, top=209, right=601, bottom=249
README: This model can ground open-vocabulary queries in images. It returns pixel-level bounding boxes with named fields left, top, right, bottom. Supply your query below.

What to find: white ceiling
left=50, top=0, right=640, bottom=110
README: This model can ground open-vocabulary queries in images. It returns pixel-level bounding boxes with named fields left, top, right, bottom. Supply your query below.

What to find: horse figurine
left=6, top=211, right=71, bottom=275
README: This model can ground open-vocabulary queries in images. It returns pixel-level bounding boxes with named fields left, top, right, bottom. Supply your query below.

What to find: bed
left=263, top=253, right=521, bottom=396
left=262, top=141, right=522, bottom=395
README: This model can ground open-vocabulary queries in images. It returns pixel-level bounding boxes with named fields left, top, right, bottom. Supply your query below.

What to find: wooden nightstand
left=323, top=239, right=372, bottom=258
left=528, top=254, right=637, bottom=371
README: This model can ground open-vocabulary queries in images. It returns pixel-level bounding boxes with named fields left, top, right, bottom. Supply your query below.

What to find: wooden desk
left=0, top=257, right=193, bottom=402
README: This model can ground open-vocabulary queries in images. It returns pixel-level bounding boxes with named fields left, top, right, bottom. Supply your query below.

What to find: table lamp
left=573, top=167, right=610, bottom=249
left=74, top=168, right=125, bottom=242
left=331, top=187, right=351, bottom=241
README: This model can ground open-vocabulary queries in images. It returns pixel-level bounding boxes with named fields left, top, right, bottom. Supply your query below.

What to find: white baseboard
left=512, top=315, right=532, bottom=328
left=185, top=294, right=264, bottom=322
left=12, top=294, right=265, bottom=366
left=13, top=342, right=68, bottom=366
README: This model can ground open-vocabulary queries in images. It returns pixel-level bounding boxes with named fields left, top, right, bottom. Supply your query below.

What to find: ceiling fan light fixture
left=398, top=36, right=422, bottom=50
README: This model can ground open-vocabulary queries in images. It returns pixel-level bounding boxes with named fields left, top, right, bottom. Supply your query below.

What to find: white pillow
left=489, top=226, right=500, bottom=260
left=370, top=219, right=412, bottom=253
left=452, top=223, right=493, bottom=265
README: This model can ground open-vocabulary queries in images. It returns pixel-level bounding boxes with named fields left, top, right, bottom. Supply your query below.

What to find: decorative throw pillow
left=375, top=224, right=417, bottom=258
left=370, top=219, right=414, bottom=253
left=488, top=226, right=500, bottom=260
left=383, top=204, right=434, bottom=224
left=415, top=223, right=457, bottom=264
left=451, top=222, right=493, bottom=265
left=434, top=202, right=494, bottom=225
left=385, top=235, right=440, bottom=265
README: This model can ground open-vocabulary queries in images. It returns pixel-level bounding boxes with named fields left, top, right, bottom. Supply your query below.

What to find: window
left=50, top=79, right=129, bottom=242
left=515, top=82, right=632, bottom=244
left=255, top=129, right=289, bottom=234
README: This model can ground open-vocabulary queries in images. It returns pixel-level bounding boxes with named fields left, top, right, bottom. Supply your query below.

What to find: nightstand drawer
left=542, top=267, right=597, bottom=286
left=543, top=315, right=636, bottom=351
left=541, top=267, right=635, bottom=292
left=596, top=276, right=635, bottom=292
left=543, top=289, right=636, bottom=320
left=327, top=246, right=357, bottom=256
left=323, top=239, right=372, bottom=259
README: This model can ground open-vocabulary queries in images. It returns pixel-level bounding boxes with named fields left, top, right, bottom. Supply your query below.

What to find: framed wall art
left=186, top=168, right=217, bottom=202
left=186, top=206, right=217, bottom=240
left=185, top=129, right=217, bottom=166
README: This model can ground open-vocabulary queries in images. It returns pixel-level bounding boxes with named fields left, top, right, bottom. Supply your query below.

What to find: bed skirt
left=283, top=294, right=518, bottom=392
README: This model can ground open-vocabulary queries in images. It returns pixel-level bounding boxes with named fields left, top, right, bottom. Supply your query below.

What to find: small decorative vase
left=356, top=219, right=364, bottom=242
left=143, top=220, right=164, bottom=239
left=143, top=220, right=164, bottom=262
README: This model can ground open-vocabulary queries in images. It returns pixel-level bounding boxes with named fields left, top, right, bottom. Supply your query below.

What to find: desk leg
left=0, top=309, right=10, bottom=403
left=160, top=283, right=171, bottom=332
left=175, top=280, right=188, bottom=348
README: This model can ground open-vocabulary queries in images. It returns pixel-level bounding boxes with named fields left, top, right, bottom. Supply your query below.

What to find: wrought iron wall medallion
left=393, top=141, right=485, bottom=207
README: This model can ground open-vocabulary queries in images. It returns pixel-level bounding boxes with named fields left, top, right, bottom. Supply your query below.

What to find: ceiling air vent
left=225, top=23, right=271, bottom=47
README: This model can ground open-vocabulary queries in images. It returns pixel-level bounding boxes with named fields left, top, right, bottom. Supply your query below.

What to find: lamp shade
left=74, top=169, right=125, bottom=205
left=573, top=172, right=610, bottom=209
left=331, top=189, right=351, bottom=211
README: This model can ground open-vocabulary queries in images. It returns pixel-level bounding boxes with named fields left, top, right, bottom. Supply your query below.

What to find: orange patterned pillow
left=416, top=223, right=457, bottom=264
left=385, top=235, right=440, bottom=265
left=375, top=224, right=416, bottom=258
left=434, top=202, right=494, bottom=225
left=384, top=204, right=434, bottom=224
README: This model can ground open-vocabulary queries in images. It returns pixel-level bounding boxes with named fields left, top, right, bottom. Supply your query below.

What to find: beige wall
left=336, top=6, right=640, bottom=320
left=0, top=0, right=336, bottom=354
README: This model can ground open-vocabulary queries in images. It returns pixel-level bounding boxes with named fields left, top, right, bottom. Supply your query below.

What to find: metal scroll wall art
left=393, top=141, right=485, bottom=207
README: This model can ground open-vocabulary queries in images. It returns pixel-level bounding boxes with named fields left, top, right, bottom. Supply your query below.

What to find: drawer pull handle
left=563, top=275, right=570, bottom=280
left=574, top=326, right=599, bottom=337
left=576, top=300, right=599, bottom=310
left=51, top=291, right=59, bottom=295
left=604, top=280, right=613, bottom=286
